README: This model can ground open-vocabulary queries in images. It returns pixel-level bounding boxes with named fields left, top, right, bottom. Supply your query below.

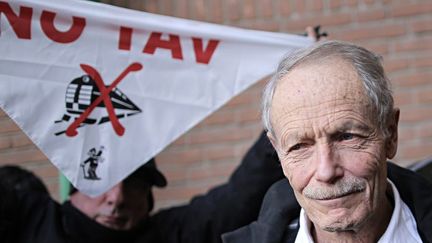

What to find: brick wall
left=0, top=0, right=431, bottom=210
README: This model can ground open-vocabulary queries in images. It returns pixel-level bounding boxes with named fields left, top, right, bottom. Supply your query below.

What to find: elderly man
left=223, top=41, right=432, bottom=243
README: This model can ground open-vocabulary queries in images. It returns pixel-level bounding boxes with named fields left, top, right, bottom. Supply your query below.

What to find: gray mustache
left=303, top=177, right=366, bottom=200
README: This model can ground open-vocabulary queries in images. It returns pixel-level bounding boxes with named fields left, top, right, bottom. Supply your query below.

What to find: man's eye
left=340, top=133, right=354, bottom=140
left=289, top=143, right=303, bottom=152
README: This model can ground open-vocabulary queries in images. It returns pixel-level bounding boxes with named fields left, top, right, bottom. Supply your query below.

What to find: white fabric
left=0, top=0, right=312, bottom=195
left=294, top=179, right=422, bottom=243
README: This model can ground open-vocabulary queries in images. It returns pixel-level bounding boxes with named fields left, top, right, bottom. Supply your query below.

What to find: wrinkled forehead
left=270, top=57, right=373, bottom=132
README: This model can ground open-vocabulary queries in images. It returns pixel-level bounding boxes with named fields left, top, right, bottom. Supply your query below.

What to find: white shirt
left=294, top=179, right=423, bottom=243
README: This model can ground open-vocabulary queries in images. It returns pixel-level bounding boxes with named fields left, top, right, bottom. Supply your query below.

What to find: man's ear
left=267, top=131, right=278, bottom=151
left=386, top=108, right=400, bottom=159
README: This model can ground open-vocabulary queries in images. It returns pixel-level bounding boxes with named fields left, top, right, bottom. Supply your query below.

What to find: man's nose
left=314, top=144, right=343, bottom=183
left=105, top=183, right=124, bottom=208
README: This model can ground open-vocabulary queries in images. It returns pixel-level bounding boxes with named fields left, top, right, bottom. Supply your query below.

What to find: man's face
left=70, top=177, right=151, bottom=230
left=268, top=57, right=398, bottom=232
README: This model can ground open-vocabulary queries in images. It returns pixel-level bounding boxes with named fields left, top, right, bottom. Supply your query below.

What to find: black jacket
left=12, top=192, right=137, bottom=243
left=135, top=131, right=284, bottom=243
left=1, top=131, right=285, bottom=243
left=222, top=162, right=432, bottom=243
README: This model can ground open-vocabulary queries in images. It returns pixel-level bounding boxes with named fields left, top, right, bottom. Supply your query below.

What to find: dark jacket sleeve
left=0, top=166, right=65, bottom=243
left=0, top=180, right=19, bottom=243
left=151, top=131, right=285, bottom=243
left=222, top=179, right=300, bottom=243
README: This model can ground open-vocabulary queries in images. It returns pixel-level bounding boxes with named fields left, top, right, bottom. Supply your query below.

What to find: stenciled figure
left=82, top=146, right=104, bottom=180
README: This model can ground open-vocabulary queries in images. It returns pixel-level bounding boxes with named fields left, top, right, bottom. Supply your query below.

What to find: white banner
left=0, top=0, right=312, bottom=196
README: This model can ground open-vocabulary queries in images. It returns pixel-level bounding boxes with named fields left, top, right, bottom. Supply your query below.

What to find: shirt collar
left=294, top=179, right=422, bottom=243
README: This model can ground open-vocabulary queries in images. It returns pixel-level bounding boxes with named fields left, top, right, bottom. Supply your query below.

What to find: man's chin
left=316, top=214, right=366, bottom=233
left=322, top=221, right=358, bottom=232
left=97, top=217, right=129, bottom=231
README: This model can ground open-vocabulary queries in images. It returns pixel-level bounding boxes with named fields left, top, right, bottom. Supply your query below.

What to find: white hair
left=262, top=40, right=394, bottom=138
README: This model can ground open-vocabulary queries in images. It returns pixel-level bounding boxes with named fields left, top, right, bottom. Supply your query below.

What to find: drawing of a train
left=55, top=75, right=141, bottom=126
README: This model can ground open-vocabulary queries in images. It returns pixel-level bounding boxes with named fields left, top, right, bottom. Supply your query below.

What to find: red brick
left=399, top=141, right=432, bottom=162
left=0, top=109, right=6, bottom=117
left=307, top=0, right=323, bottom=12
left=127, top=1, right=146, bottom=11
left=0, top=148, right=47, bottom=164
left=156, top=147, right=203, bottom=165
left=395, top=37, right=432, bottom=52
left=412, top=19, right=432, bottom=34
left=392, top=71, right=432, bottom=88
left=30, top=164, right=59, bottom=178
left=361, top=42, right=389, bottom=56
left=0, top=133, right=33, bottom=150
left=393, top=91, right=415, bottom=106
left=175, top=0, right=188, bottom=18
left=346, top=0, right=358, bottom=6
left=226, top=0, right=242, bottom=21
left=329, top=0, right=343, bottom=9
left=399, top=106, right=432, bottom=123
left=188, top=162, right=237, bottom=180
left=384, top=58, right=410, bottom=72
left=240, top=20, right=280, bottom=32
left=40, top=181, right=58, bottom=197
left=154, top=199, right=186, bottom=211
left=159, top=0, right=174, bottom=16
left=416, top=88, right=432, bottom=104
left=391, top=2, right=432, bottom=17
left=170, top=134, right=189, bottom=146
left=43, top=176, right=60, bottom=186
left=191, top=0, right=206, bottom=21
left=278, top=0, right=291, bottom=16
left=398, top=126, right=418, bottom=141
left=413, top=56, right=432, bottom=68
left=334, top=24, right=406, bottom=41
left=242, top=0, right=256, bottom=19
left=161, top=167, right=188, bottom=182
left=294, top=0, right=306, bottom=14
left=415, top=123, right=432, bottom=139
left=209, top=0, right=223, bottom=23
left=283, top=13, right=352, bottom=32
left=236, top=106, right=260, bottom=124
left=110, top=0, right=127, bottom=8
left=188, top=126, right=253, bottom=145
left=251, top=77, right=269, bottom=92
left=143, top=0, right=159, bottom=13
left=356, top=9, right=386, bottom=22
left=204, top=145, right=236, bottom=160
left=154, top=184, right=219, bottom=201
left=0, top=118, right=21, bottom=133
left=198, top=109, right=237, bottom=126
left=213, top=162, right=238, bottom=178
left=226, top=90, right=258, bottom=108
left=257, top=0, right=273, bottom=18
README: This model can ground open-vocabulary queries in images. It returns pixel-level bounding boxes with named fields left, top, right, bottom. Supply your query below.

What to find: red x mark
left=65, top=63, right=143, bottom=137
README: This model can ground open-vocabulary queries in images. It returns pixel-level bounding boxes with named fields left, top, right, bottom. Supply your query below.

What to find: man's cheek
left=283, top=166, right=308, bottom=193
left=357, top=157, right=382, bottom=178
